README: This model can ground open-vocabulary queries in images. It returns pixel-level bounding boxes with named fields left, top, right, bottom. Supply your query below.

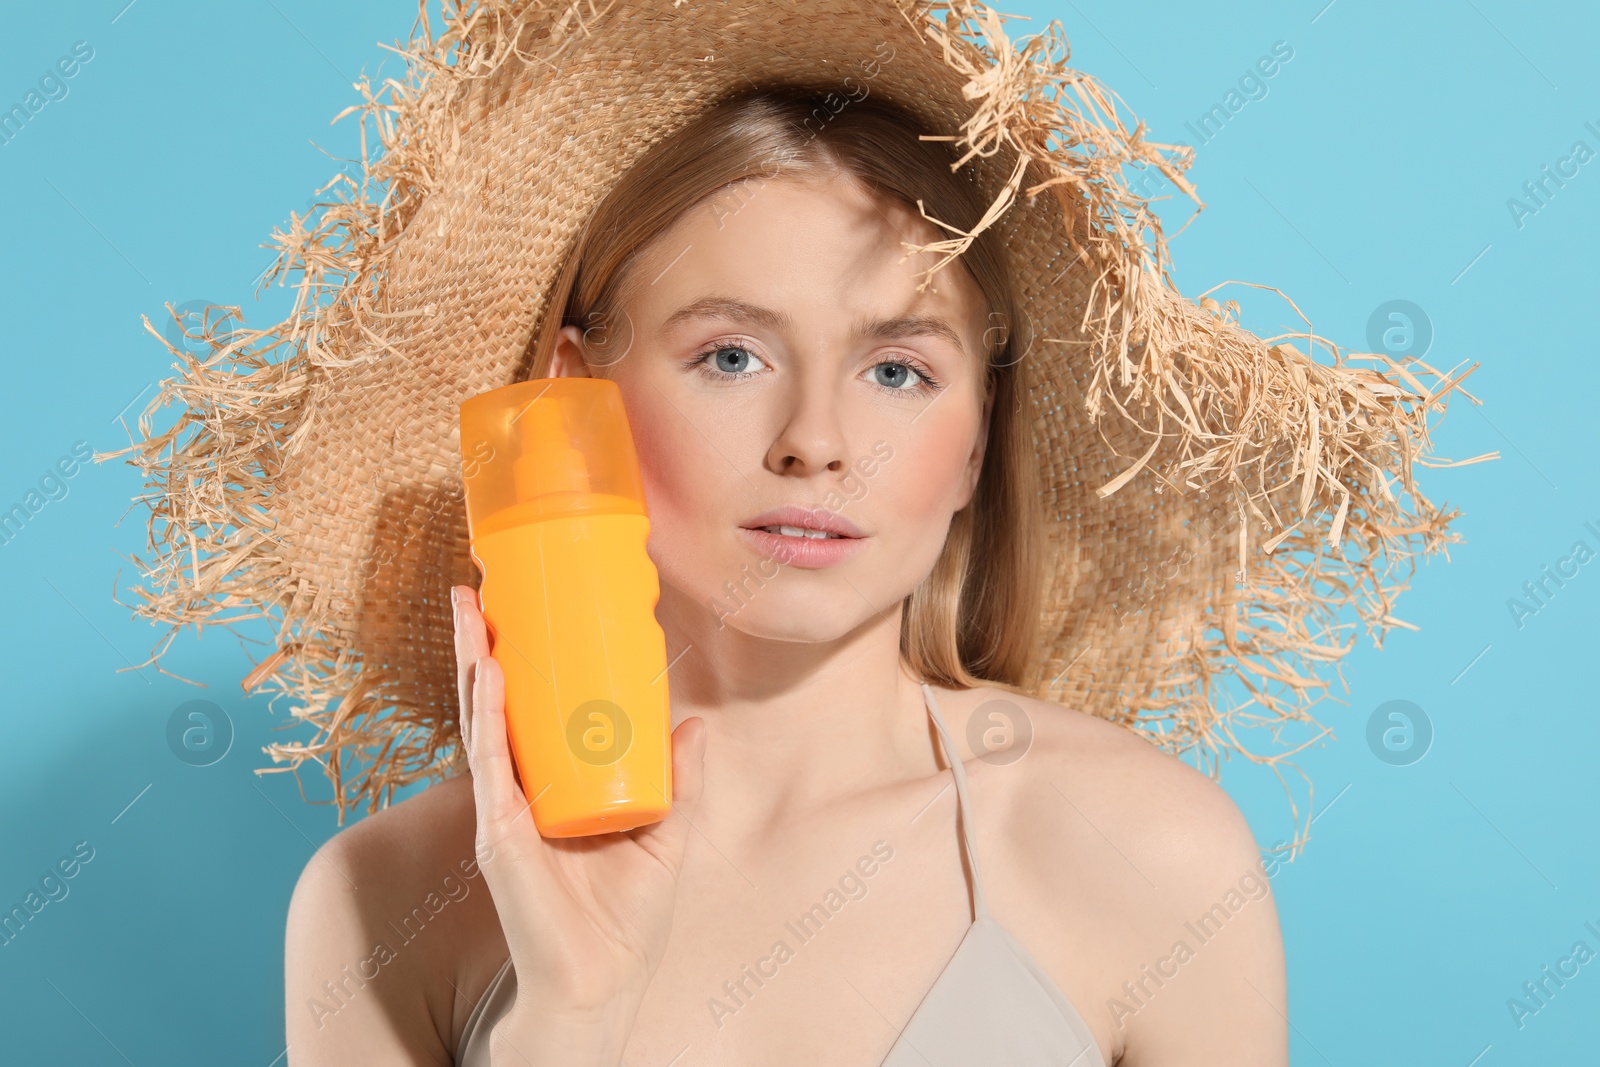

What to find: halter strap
left=920, top=682, right=990, bottom=922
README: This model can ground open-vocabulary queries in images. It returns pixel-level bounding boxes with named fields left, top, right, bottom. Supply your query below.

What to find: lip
left=738, top=505, right=867, bottom=569
left=740, top=506, right=865, bottom=539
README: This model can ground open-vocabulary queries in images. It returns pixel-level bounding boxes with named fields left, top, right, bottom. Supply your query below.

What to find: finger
left=452, top=585, right=489, bottom=747
left=464, top=655, right=563, bottom=956
left=467, top=654, right=532, bottom=831
left=631, top=715, right=707, bottom=869
left=673, top=717, right=708, bottom=813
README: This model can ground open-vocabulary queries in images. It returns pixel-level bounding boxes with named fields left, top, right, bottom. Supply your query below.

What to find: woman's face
left=552, top=171, right=993, bottom=646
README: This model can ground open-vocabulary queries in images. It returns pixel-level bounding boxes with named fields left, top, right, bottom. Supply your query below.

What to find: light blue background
left=2, top=0, right=1595, bottom=1062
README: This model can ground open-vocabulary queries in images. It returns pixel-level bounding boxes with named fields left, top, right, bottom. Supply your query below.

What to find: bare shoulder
left=284, top=773, right=507, bottom=1065
left=953, top=685, right=1288, bottom=1065
left=953, top=684, right=1256, bottom=863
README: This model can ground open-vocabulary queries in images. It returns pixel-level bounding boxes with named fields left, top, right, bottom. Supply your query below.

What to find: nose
left=763, top=375, right=848, bottom=477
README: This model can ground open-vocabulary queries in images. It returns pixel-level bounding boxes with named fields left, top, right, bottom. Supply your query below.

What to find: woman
left=110, top=2, right=1463, bottom=1064
left=284, top=85, right=1286, bottom=1065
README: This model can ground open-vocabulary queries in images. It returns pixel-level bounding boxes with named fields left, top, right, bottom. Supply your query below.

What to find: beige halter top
left=455, top=683, right=1108, bottom=1065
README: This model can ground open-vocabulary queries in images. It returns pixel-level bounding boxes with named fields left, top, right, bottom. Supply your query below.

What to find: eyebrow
left=661, top=295, right=967, bottom=354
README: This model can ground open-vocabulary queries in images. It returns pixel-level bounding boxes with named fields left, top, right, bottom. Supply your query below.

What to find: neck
left=654, top=585, right=937, bottom=833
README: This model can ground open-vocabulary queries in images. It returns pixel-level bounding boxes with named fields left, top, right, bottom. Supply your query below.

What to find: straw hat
left=111, top=0, right=1486, bottom=827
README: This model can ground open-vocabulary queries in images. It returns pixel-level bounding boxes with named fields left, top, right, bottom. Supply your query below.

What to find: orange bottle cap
left=459, top=378, right=647, bottom=536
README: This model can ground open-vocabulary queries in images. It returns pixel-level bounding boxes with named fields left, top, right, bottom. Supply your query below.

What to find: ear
left=954, top=387, right=994, bottom=512
left=548, top=325, right=594, bottom=378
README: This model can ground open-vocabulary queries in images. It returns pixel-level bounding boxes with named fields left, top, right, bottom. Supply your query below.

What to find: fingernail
left=450, top=586, right=463, bottom=607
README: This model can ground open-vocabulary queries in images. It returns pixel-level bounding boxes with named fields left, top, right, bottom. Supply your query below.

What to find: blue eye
left=696, top=343, right=768, bottom=378
left=870, top=361, right=924, bottom=391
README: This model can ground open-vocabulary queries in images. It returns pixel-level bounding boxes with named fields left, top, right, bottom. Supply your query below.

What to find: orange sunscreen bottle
left=459, top=378, right=671, bottom=837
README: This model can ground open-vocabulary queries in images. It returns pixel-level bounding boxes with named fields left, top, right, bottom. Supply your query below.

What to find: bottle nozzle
left=459, top=377, right=647, bottom=536
left=510, top=395, right=588, bottom=500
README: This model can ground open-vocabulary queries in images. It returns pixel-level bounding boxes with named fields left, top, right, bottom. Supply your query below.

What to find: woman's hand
left=451, top=584, right=707, bottom=1062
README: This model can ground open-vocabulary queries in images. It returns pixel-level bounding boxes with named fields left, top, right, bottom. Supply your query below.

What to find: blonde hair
left=525, top=84, right=1043, bottom=692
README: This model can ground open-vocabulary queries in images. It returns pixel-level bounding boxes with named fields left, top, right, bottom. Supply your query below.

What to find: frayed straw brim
left=105, top=0, right=1494, bottom=838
